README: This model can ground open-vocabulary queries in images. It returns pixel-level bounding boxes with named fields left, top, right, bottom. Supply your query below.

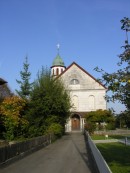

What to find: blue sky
left=0, top=0, right=130, bottom=113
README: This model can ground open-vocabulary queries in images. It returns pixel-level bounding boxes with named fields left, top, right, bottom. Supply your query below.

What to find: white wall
left=60, top=63, right=107, bottom=112
left=60, top=63, right=107, bottom=132
left=51, top=66, right=65, bottom=76
left=70, top=90, right=106, bottom=112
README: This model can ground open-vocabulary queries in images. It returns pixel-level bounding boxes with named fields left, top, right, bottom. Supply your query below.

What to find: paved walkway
left=119, top=138, right=130, bottom=145
left=0, top=133, right=98, bottom=173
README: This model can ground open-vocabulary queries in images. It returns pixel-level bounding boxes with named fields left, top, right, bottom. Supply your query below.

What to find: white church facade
left=51, top=52, right=107, bottom=132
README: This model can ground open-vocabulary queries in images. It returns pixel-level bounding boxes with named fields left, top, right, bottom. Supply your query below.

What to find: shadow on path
left=0, top=132, right=99, bottom=173
left=70, top=133, right=99, bottom=173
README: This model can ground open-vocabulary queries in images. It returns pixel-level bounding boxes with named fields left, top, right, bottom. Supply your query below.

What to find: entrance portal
left=71, top=114, right=80, bottom=131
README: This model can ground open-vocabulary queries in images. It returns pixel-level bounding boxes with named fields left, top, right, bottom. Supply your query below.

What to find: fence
left=0, top=134, right=54, bottom=166
left=94, top=129, right=130, bottom=135
left=85, top=131, right=112, bottom=173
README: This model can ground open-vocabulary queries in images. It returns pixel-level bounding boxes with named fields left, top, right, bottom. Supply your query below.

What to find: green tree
left=115, top=110, right=130, bottom=128
left=16, top=56, right=33, bottom=99
left=26, top=67, right=71, bottom=137
left=85, top=109, right=115, bottom=132
left=86, top=109, right=115, bottom=123
left=94, top=17, right=130, bottom=111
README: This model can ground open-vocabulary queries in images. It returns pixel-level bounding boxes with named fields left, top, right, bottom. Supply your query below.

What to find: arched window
left=53, top=69, right=54, bottom=75
left=56, top=68, right=59, bottom=75
left=70, top=79, right=79, bottom=85
left=72, top=95, right=78, bottom=110
left=89, top=95, right=95, bottom=110
left=61, top=68, right=63, bottom=73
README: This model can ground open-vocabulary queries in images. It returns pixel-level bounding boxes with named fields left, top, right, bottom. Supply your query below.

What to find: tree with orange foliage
left=0, top=96, right=28, bottom=140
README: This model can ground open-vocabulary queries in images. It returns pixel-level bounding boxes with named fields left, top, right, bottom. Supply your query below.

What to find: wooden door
left=72, top=118, right=80, bottom=130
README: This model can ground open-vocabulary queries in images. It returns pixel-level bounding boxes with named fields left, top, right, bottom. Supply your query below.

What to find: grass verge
left=96, top=142, right=130, bottom=173
left=91, top=134, right=130, bottom=140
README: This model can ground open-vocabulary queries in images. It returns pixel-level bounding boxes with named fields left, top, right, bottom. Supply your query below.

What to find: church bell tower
left=51, top=44, right=66, bottom=77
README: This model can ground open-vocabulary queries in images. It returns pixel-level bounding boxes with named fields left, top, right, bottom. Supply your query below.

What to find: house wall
left=51, top=66, right=65, bottom=76
left=58, top=63, right=107, bottom=132
left=69, top=90, right=106, bottom=112
left=60, top=63, right=107, bottom=113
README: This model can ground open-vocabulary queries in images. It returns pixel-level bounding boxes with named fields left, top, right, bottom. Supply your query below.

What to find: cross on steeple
left=57, top=43, right=60, bottom=54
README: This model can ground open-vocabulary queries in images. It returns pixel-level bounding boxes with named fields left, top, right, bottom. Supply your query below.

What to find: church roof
left=52, top=54, right=65, bottom=66
left=57, top=62, right=107, bottom=89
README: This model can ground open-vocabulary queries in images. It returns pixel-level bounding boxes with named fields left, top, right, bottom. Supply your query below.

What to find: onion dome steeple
left=51, top=44, right=66, bottom=76
left=52, top=53, right=65, bottom=66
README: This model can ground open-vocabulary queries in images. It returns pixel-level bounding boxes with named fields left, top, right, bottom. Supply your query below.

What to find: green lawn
left=96, top=143, right=130, bottom=173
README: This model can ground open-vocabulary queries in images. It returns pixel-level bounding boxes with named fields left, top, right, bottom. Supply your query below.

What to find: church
left=51, top=49, right=107, bottom=132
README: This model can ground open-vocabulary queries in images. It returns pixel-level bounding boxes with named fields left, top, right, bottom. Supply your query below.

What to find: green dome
left=52, top=54, right=65, bottom=66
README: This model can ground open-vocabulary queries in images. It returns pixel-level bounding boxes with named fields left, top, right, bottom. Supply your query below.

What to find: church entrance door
left=71, top=114, right=80, bottom=131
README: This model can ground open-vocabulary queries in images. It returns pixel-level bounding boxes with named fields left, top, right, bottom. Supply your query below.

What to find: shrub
left=45, top=123, right=64, bottom=138
left=106, top=123, right=116, bottom=130
left=84, top=122, right=96, bottom=134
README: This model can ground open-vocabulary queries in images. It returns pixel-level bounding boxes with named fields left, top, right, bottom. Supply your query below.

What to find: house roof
left=0, top=78, right=7, bottom=85
left=57, top=61, right=107, bottom=89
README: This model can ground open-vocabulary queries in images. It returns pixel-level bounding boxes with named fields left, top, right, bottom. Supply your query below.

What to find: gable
left=58, top=62, right=106, bottom=90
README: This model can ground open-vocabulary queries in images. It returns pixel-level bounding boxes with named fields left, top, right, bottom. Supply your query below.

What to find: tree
left=0, top=96, right=28, bottom=140
left=26, top=67, right=71, bottom=137
left=16, top=56, right=33, bottom=99
left=85, top=109, right=115, bottom=133
left=86, top=109, right=115, bottom=123
left=115, top=110, right=130, bottom=128
left=94, top=17, right=130, bottom=111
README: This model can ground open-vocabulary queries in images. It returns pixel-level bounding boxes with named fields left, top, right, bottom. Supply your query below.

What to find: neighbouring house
left=51, top=51, right=107, bottom=132
left=0, top=78, right=7, bottom=85
left=0, top=78, right=12, bottom=99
